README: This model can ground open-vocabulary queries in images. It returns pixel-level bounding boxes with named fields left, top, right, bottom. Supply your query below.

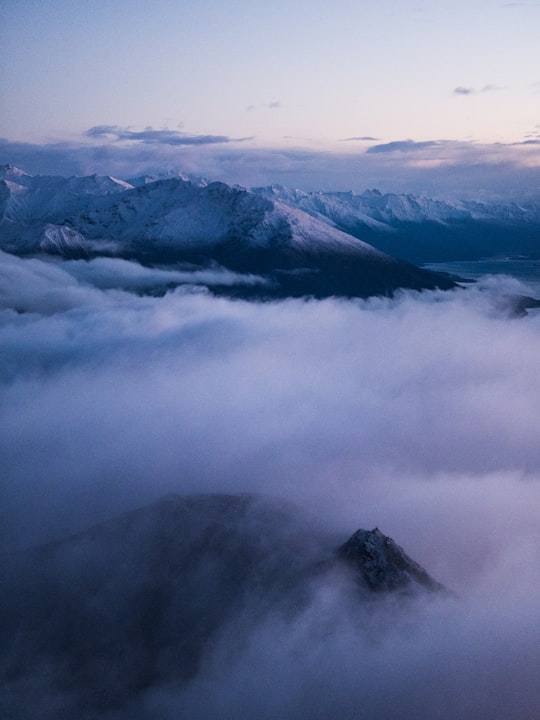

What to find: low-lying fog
left=1, top=250, right=539, bottom=719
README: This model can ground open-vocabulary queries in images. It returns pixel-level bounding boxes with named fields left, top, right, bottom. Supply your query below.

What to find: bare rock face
left=337, top=527, right=444, bottom=593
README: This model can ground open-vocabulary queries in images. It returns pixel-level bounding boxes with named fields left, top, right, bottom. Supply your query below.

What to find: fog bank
left=1, top=252, right=539, bottom=718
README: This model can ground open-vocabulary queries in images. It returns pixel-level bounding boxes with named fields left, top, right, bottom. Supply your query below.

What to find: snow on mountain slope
left=0, top=167, right=457, bottom=297
left=0, top=164, right=132, bottom=225
left=0, top=169, right=393, bottom=260
left=69, top=178, right=276, bottom=250
left=253, top=184, right=540, bottom=263
left=0, top=165, right=134, bottom=256
left=269, top=200, right=387, bottom=256
left=253, top=185, right=397, bottom=232
left=0, top=166, right=448, bottom=257
left=254, top=184, right=540, bottom=228
left=46, top=177, right=386, bottom=259
left=18, top=223, right=93, bottom=255
left=126, top=169, right=208, bottom=187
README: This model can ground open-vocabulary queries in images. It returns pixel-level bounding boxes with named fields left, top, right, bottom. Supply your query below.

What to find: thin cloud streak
left=246, top=101, right=283, bottom=112
left=453, top=84, right=504, bottom=96
left=85, top=125, right=253, bottom=146
left=339, top=136, right=380, bottom=142
left=366, top=139, right=446, bottom=154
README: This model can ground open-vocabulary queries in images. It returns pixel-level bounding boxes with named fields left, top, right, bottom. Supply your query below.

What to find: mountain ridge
left=0, top=165, right=456, bottom=298
left=254, top=184, right=540, bottom=263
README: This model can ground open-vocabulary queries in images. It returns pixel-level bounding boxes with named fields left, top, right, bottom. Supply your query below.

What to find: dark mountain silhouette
left=0, top=493, right=443, bottom=718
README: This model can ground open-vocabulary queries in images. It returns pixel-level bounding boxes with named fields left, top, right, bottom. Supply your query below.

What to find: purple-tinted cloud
left=85, top=125, right=253, bottom=146
left=245, top=101, right=283, bottom=112
left=366, top=139, right=444, bottom=154
left=2, top=253, right=540, bottom=550
left=453, top=84, right=503, bottom=96
left=1, top=244, right=540, bottom=718
left=1, top=134, right=539, bottom=201
left=340, top=136, right=380, bottom=142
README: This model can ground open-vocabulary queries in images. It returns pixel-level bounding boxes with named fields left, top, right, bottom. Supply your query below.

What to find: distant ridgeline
left=0, top=164, right=455, bottom=299
left=2, top=164, right=539, bottom=300
left=253, top=185, right=540, bottom=264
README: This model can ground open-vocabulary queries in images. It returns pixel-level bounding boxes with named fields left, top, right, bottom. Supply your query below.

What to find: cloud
left=2, top=253, right=540, bottom=550
left=137, top=573, right=540, bottom=720
left=1, top=134, right=539, bottom=200
left=339, top=136, right=379, bottom=142
left=245, top=101, right=283, bottom=112
left=453, top=84, right=504, bottom=96
left=61, top=257, right=267, bottom=291
left=366, top=139, right=445, bottom=153
left=1, top=251, right=540, bottom=717
left=502, top=2, right=540, bottom=7
left=0, top=252, right=266, bottom=315
left=85, top=125, right=253, bottom=146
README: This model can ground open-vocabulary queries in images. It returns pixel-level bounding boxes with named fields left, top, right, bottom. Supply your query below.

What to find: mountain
left=0, top=165, right=455, bottom=298
left=338, top=527, right=444, bottom=593
left=125, top=169, right=209, bottom=187
left=0, top=164, right=132, bottom=256
left=0, top=493, right=443, bottom=718
left=254, top=185, right=540, bottom=263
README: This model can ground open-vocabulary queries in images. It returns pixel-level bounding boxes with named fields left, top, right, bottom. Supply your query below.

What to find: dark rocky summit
left=338, top=526, right=444, bottom=593
left=0, top=494, right=444, bottom=718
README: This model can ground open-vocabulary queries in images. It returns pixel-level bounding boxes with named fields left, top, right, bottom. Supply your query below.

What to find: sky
left=1, top=0, right=539, bottom=196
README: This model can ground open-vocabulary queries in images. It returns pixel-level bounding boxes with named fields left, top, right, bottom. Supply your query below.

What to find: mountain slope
left=254, top=185, right=540, bottom=263
left=338, top=527, right=445, bottom=592
left=0, top=493, right=443, bottom=717
left=0, top=166, right=456, bottom=298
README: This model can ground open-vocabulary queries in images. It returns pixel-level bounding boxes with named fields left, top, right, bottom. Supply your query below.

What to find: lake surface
left=423, top=258, right=540, bottom=295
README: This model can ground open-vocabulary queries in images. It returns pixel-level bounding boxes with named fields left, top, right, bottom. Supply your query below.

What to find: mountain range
left=3, top=164, right=538, bottom=299
left=254, top=184, right=540, bottom=263
left=0, top=165, right=458, bottom=299
left=0, top=493, right=443, bottom=718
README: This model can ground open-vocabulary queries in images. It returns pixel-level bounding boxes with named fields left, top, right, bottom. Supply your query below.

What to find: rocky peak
left=337, top=527, right=444, bottom=593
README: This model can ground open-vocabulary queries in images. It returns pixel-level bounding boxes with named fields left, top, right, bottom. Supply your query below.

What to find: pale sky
left=1, top=0, right=539, bottom=195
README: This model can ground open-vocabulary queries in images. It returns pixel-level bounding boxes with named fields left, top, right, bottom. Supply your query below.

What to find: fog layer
left=1, top=252, right=539, bottom=718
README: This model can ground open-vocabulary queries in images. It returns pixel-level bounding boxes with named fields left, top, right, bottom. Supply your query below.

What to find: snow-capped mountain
left=0, top=164, right=132, bottom=255
left=0, top=165, right=455, bottom=298
left=254, top=185, right=540, bottom=263
left=0, top=164, right=131, bottom=222
left=0, top=493, right=443, bottom=718
left=126, top=169, right=209, bottom=187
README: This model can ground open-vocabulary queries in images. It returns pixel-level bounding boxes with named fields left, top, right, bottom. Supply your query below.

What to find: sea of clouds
left=1, top=250, right=540, bottom=718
